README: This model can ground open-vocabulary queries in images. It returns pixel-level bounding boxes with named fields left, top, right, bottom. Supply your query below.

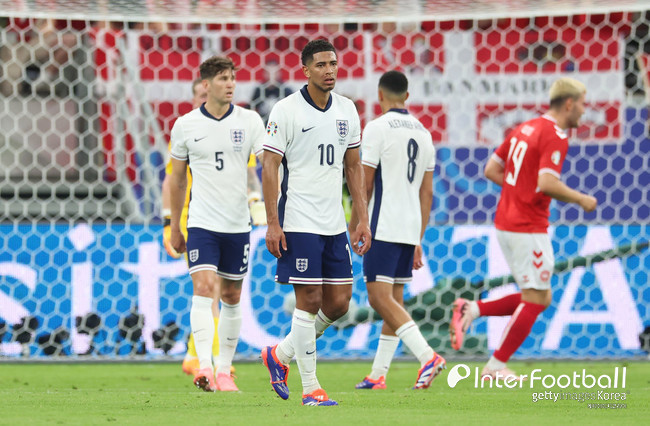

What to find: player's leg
left=451, top=229, right=522, bottom=350
left=180, top=222, right=200, bottom=376
left=482, top=231, right=553, bottom=379
left=213, top=231, right=249, bottom=391
left=261, top=233, right=325, bottom=403
left=186, top=228, right=221, bottom=391
left=361, top=241, right=445, bottom=389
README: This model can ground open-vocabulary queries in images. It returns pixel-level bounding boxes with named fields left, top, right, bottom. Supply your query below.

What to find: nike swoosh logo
left=239, top=266, right=247, bottom=272
left=226, top=337, right=238, bottom=341
left=194, top=136, right=207, bottom=142
left=306, top=349, right=315, bottom=355
left=301, top=126, right=315, bottom=133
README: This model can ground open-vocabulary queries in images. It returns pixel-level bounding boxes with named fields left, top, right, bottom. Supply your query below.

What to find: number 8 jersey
left=492, top=114, right=569, bottom=233
left=170, top=104, right=264, bottom=233
left=263, top=86, right=361, bottom=235
left=361, top=109, right=435, bottom=245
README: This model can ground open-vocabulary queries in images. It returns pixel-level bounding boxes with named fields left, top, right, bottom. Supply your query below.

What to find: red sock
left=477, top=293, right=521, bottom=316
left=493, top=301, right=546, bottom=363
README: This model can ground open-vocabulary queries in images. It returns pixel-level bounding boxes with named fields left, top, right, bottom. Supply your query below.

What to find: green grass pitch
left=1, top=360, right=647, bottom=425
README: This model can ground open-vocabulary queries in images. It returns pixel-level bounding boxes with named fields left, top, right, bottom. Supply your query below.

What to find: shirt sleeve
left=347, top=104, right=362, bottom=149
left=263, top=102, right=289, bottom=156
left=360, top=121, right=382, bottom=169
left=249, top=110, right=265, bottom=158
left=169, top=118, right=188, bottom=161
left=491, top=137, right=511, bottom=166
left=538, top=130, right=568, bottom=179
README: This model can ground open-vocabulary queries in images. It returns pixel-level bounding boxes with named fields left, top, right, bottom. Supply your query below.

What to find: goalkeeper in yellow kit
left=161, top=78, right=267, bottom=376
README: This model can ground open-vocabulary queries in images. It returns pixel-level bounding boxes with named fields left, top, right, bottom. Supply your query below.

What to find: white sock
left=276, top=330, right=294, bottom=365
left=315, top=309, right=334, bottom=338
left=190, top=295, right=214, bottom=370
left=369, top=334, right=400, bottom=380
left=216, top=300, right=241, bottom=375
left=395, top=320, right=434, bottom=366
left=277, top=308, right=333, bottom=364
left=469, top=301, right=480, bottom=319
left=486, top=356, right=507, bottom=371
left=292, top=308, right=320, bottom=394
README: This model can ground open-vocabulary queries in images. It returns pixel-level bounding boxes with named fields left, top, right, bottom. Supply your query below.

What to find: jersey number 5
left=505, top=137, right=528, bottom=186
left=215, top=152, right=224, bottom=170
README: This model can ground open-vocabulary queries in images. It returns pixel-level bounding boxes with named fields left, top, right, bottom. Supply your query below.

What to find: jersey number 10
left=505, top=137, right=528, bottom=186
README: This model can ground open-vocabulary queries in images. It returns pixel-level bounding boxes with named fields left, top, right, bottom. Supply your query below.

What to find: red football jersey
left=493, top=114, right=569, bottom=233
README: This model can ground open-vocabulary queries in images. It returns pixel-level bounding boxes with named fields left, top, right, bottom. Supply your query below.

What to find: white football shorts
left=496, top=229, right=555, bottom=290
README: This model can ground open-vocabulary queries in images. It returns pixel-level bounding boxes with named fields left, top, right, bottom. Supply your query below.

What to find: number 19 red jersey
left=492, top=114, right=569, bottom=233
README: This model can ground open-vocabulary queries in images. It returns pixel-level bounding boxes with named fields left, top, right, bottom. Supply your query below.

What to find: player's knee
left=192, top=277, right=216, bottom=298
left=220, top=283, right=242, bottom=305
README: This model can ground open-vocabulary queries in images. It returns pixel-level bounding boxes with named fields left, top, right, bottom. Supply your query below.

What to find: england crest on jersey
left=296, top=258, right=308, bottom=273
left=336, top=120, right=348, bottom=138
left=231, top=129, right=245, bottom=151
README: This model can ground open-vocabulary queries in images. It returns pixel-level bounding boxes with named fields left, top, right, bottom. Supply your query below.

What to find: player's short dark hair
left=378, top=70, right=408, bottom=96
left=301, top=39, right=337, bottom=65
left=199, top=56, right=235, bottom=80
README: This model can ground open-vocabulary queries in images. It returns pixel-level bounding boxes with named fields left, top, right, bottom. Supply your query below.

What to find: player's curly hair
left=199, top=56, right=236, bottom=81
left=301, top=39, right=336, bottom=65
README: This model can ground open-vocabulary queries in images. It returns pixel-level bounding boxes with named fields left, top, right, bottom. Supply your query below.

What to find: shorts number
left=215, top=152, right=224, bottom=170
left=318, top=144, right=334, bottom=166
left=505, top=137, right=528, bottom=186
left=407, top=138, right=419, bottom=183
left=242, top=243, right=250, bottom=265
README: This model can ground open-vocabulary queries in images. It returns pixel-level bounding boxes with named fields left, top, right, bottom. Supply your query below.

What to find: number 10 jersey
left=263, top=86, right=361, bottom=235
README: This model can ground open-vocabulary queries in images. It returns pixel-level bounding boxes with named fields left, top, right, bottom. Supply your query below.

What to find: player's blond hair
left=549, top=77, right=586, bottom=109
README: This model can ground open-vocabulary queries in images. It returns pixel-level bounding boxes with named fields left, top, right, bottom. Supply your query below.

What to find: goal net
left=0, top=1, right=648, bottom=360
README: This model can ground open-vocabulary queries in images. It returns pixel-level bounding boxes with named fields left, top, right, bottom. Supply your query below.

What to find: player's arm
left=344, top=148, right=371, bottom=255
left=262, top=151, right=286, bottom=258
left=347, top=164, right=375, bottom=236
left=161, top=172, right=181, bottom=258
left=414, top=170, right=434, bottom=270
left=484, top=157, right=505, bottom=186
left=169, top=157, right=188, bottom=254
left=538, top=173, right=597, bottom=212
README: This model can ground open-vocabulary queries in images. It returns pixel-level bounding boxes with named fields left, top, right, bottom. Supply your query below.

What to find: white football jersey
left=170, top=104, right=264, bottom=233
left=361, top=109, right=435, bottom=245
left=264, top=86, right=361, bottom=235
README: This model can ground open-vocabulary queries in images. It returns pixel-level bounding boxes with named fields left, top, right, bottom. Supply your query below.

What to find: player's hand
left=579, top=194, right=597, bottom=213
left=170, top=227, right=187, bottom=255
left=249, top=200, right=267, bottom=226
left=266, top=222, right=286, bottom=258
left=413, top=245, right=424, bottom=270
left=163, top=224, right=182, bottom=258
left=350, top=223, right=372, bottom=255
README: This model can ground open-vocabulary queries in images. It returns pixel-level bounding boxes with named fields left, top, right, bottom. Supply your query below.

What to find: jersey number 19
left=505, top=137, right=528, bottom=186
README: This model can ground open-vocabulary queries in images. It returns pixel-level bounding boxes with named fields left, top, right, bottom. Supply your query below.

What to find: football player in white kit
left=169, top=56, right=265, bottom=392
left=351, top=71, right=446, bottom=391
left=261, top=39, right=372, bottom=406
